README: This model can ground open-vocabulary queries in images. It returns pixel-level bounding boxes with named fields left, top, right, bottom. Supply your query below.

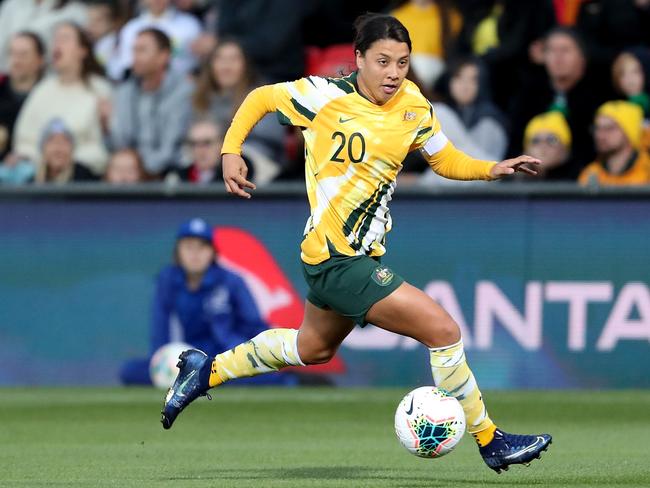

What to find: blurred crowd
left=1, top=0, right=650, bottom=187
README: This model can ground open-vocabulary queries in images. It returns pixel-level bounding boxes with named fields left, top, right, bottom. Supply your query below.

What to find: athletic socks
left=208, top=329, right=496, bottom=446
left=208, top=328, right=305, bottom=387
left=429, top=340, right=497, bottom=447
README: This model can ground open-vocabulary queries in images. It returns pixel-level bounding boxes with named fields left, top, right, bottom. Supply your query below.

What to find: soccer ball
left=394, top=386, right=466, bottom=458
left=149, top=342, right=192, bottom=389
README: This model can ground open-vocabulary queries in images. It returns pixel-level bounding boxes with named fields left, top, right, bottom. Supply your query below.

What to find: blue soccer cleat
left=479, top=429, right=552, bottom=473
left=160, top=349, right=212, bottom=430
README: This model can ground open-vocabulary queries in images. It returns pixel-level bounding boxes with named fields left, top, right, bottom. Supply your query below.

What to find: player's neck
left=356, top=72, right=384, bottom=106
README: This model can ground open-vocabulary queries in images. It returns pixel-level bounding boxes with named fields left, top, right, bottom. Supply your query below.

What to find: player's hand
left=222, top=153, right=256, bottom=199
left=490, top=155, right=541, bottom=179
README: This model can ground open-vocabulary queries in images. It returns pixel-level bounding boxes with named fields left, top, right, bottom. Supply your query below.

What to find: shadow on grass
left=163, top=465, right=624, bottom=486
left=166, top=466, right=477, bottom=485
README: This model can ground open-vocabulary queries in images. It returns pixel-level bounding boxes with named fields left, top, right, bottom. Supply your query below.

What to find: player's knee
left=300, top=345, right=336, bottom=365
left=419, top=313, right=460, bottom=348
left=432, top=318, right=461, bottom=347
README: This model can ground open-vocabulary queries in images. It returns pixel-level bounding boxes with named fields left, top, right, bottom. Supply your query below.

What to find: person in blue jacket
left=119, top=217, right=296, bottom=386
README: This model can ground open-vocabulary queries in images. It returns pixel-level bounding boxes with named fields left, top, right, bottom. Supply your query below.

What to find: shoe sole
left=492, top=438, right=553, bottom=474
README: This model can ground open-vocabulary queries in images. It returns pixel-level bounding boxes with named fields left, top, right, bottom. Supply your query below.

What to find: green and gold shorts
left=301, top=251, right=404, bottom=326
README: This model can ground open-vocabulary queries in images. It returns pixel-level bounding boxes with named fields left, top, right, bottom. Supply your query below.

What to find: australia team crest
left=372, top=266, right=395, bottom=286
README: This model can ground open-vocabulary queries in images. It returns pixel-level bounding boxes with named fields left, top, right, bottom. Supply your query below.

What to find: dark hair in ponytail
left=353, top=13, right=411, bottom=55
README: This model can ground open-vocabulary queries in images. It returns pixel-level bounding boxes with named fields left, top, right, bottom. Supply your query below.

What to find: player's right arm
left=220, top=86, right=273, bottom=198
left=221, top=78, right=319, bottom=198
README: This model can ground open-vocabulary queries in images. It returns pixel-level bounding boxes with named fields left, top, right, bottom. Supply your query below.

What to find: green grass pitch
left=2, top=388, right=649, bottom=487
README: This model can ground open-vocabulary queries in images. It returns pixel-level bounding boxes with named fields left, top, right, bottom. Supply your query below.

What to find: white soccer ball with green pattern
left=394, top=386, right=466, bottom=458
left=149, top=342, right=192, bottom=389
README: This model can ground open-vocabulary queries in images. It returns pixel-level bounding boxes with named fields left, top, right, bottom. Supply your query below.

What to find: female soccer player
left=161, top=13, right=552, bottom=473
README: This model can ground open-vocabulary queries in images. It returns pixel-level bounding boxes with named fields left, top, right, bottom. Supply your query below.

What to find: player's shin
left=209, top=328, right=305, bottom=387
left=429, top=340, right=497, bottom=447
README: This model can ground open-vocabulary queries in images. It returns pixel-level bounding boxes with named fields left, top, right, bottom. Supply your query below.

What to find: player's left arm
left=423, top=136, right=541, bottom=180
left=413, top=105, right=540, bottom=180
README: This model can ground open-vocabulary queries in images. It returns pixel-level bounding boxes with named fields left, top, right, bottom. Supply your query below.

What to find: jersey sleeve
left=272, top=77, right=322, bottom=128
left=410, top=101, right=439, bottom=151
left=222, top=77, right=330, bottom=155
left=412, top=103, right=496, bottom=181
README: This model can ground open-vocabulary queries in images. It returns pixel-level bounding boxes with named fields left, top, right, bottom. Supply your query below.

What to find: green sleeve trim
left=327, top=77, right=355, bottom=94
left=276, top=109, right=292, bottom=126
left=291, top=97, right=316, bottom=122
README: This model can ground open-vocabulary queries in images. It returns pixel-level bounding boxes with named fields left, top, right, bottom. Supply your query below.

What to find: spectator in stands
left=0, top=0, right=87, bottom=73
left=172, top=119, right=256, bottom=185
left=455, top=0, right=556, bottom=112
left=188, top=0, right=222, bottom=60
left=119, top=217, right=296, bottom=386
left=113, top=0, right=202, bottom=79
left=34, top=118, right=98, bottom=184
left=217, top=0, right=307, bottom=82
left=612, top=50, right=650, bottom=117
left=13, top=22, right=111, bottom=176
left=86, top=0, right=123, bottom=81
left=508, top=27, right=612, bottom=180
left=110, top=28, right=193, bottom=176
left=0, top=32, right=46, bottom=161
left=522, top=111, right=572, bottom=180
left=612, top=49, right=650, bottom=152
left=192, top=40, right=285, bottom=164
left=178, top=119, right=224, bottom=184
left=105, top=148, right=148, bottom=184
left=391, top=0, right=463, bottom=89
left=579, top=100, right=650, bottom=185
left=576, top=0, right=650, bottom=69
left=431, top=58, right=508, bottom=161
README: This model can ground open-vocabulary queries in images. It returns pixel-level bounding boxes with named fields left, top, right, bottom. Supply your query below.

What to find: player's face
left=594, top=115, right=628, bottom=156
left=177, top=238, right=214, bottom=275
left=356, top=39, right=410, bottom=105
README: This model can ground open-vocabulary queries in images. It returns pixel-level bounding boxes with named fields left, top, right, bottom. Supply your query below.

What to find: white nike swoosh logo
left=176, top=370, right=197, bottom=398
left=504, top=436, right=546, bottom=460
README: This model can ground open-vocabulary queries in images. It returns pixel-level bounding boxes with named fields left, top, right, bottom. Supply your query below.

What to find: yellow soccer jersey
left=222, top=72, right=496, bottom=265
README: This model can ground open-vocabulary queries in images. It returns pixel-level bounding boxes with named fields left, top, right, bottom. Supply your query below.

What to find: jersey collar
left=346, top=70, right=405, bottom=110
